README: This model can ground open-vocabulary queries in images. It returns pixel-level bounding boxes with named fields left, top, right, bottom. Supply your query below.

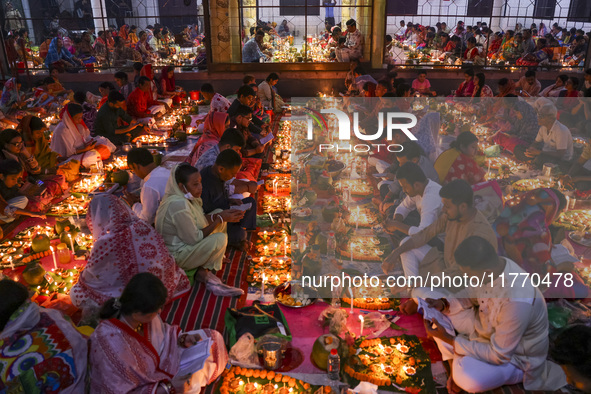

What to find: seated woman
left=135, top=31, right=154, bottom=63
left=155, top=163, right=244, bottom=296
left=516, top=38, right=553, bottom=66
left=434, top=131, right=485, bottom=185
left=472, top=72, right=494, bottom=98
left=159, top=66, right=184, bottom=101
left=50, top=103, right=115, bottom=168
left=89, top=273, right=228, bottom=393
left=188, top=112, right=229, bottom=166
left=490, top=98, right=539, bottom=155
left=0, top=128, right=68, bottom=202
left=0, top=77, right=25, bottom=113
left=44, top=37, right=83, bottom=71
left=0, top=279, right=88, bottom=392
left=112, top=36, right=141, bottom=67
left=0, top=159, right=47, bottom=222
left=463, top=37, right=482, bottom=64
left=141, top=64, right=173, bottom=107
left=454, top=68, right=475, bottom=97
left=494, top=188, right=588, bottom=298
left=70, top=194, right=190, bottom=312
left=18, top=115, right=79, bottom=179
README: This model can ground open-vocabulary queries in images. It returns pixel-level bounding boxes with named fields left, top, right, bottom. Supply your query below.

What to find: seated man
left=424, top=236, right=566, bottom=393
left=382, top=179, right=497, bottom=284
left=123, top=147, right=170, bottom=225
left=0, top=279, right=88, bottom=392
left=196, top=127, right=257, bottom=195
left=228, top=85, right=268, bottom=135
left=515, top=69, right=541, bottom=97
left=94, top=91, right=147, bottom=145
left=231, top=105, right=268, bottom=158
left=385, top=163, right=442, bottom=250
left=126, top=76, right=169, bottom=124
left=550, top=325, right=591, bottom=393
left=521, top=104, right=573, bottom=168
left=200, top=149, right=256, bottom=251
left=200, top=83, right=231, bottom=114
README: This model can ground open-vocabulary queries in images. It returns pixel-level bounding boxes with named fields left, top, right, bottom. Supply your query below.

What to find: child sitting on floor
left=0, top=159, right=46, bottom=223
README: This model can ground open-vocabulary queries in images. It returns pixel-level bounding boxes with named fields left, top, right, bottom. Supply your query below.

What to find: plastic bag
left=229, top=333, right=261, bottom=369
left=362, top=312, right=394, bottom=338
left=319, top=306, right=349, bottom=336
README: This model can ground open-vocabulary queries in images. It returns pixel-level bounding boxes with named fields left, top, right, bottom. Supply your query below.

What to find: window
left=280, top=0, right=320, bottom=16
left=568, top=0, right=591, bottom=23
left=386, top=0, right=418, bottom=16
left=466, top=0, right=493, bottom=17
left=533, top=0, right=556, bottom=19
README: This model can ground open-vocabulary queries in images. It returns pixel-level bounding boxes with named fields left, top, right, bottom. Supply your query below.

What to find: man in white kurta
left=124, top=148, right=170, bottom=225
left=384, top=162, right=442, bottom=277
left=424, top=236, right=567, bottom=393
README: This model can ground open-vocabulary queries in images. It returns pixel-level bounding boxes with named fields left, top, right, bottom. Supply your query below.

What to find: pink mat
left=245, top=300, right=441, bottom=374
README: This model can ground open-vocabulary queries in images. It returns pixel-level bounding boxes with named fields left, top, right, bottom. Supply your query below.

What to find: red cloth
left=160, top=65, right=175, bottom=92
left=127, top=87, right=161, bottom=118
left=187, top=112, right=228, bottom=165
left=444, top=153, right=485, bottom=185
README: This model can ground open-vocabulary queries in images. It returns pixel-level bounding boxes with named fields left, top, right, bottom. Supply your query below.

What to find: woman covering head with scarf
left=0, top=77, right=24, bottom=113
left=159, top=66, right=184, bottom=99
left=49, top=103, right=115, bottom=168
left=118, top=24, right=130, bottom=42
left=494, top=188, right=588, bottom=298
left=434, top=131, right=485, bottom=185
left=0, top=279, right=88, bottom=393
left=89, top=273, right=228, bottom=393
left=18, top=115, right=80, bottom=178
left=155, top=163, right=244, bottom=296
left=70, top=194, right=191, bottom=313
left=187, top=111, right=229, bottom=166
left=44, top=37, right=82, bottom=70
left=140, top=64, right=173, bottom=107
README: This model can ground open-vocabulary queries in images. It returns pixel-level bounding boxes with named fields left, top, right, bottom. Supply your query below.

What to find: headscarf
left=70, top=193, right=190, bottom=309
left=139, top=63, right=153, bottom=80
left=493, top=188, right=560, bottom=275
left=119, top=24, right=129, bottom=41
left=160, top=66, right=175, bottom=92
left=158, top=163, right=206, bottom=228
left=0, top=77, right=19, bottom=106
left=49, top=105, right=91, bottom=158
left=187, top=112, right=228, bottom=165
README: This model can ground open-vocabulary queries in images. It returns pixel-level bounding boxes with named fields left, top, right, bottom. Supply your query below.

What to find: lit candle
left=283, top=236, right=288, bottom=256
left=349, top=287, right=354, bottom=314
left=67, top=234, right=75, bottom=253
left=268, top=212, right=274, bottom=224
left=260, top=273, right=266, bottom=300
left=359, top=315, right=364, bottom=337
left=50, top=246, right=57, bottom=270
left=9, top=257, right=14, bottom=271
left=74, top=206, right=79, bottom=220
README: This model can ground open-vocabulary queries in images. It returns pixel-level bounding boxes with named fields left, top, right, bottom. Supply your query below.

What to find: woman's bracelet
left=216, top=214, right=224, bottom=224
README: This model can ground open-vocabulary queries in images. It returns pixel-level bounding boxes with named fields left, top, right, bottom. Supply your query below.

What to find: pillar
left=209, top=0, right=241, bottom=62
left=370, top=0, right=385, bottom=69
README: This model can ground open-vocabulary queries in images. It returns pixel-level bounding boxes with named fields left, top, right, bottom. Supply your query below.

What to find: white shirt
left=534, top=120, right=573, bottom=161
left=132, top=166, right=170, bottom=225
left=394, top=179, right=442, bottom=235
